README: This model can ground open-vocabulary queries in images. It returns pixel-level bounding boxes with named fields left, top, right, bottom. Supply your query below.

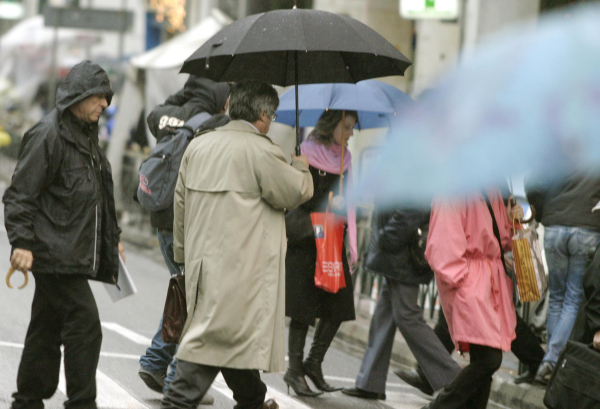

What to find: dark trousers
left=356, top=280, right=460, bottom=393
left=161, top=360, right=267, bottom=409
left=434, top=309, right=544, bottom=370
left=430, top=344, right=503, bottom=409
left=12, top=274, right=102, bottom=409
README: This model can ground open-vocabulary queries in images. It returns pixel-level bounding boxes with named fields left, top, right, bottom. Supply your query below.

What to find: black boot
left=283, top=321, right=322, bottom=397
left=303, top=319, right=342, bottom=392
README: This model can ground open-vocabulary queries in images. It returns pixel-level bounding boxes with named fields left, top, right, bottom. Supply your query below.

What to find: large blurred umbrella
left=180, top=7, right=412, bottom=153
left=275, top=80, right=414, bottom=129
left=359, top=6, right=600, bottom=207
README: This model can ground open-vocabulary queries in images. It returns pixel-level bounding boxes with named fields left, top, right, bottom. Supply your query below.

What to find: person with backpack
left=342, top=206, right=461, bottom=401
left=138, top=76, right=231, bottom=399
left=421, top=189, right=523, bottom=409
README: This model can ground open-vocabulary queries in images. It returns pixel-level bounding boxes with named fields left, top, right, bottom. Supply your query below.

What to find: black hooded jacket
left=2, top=61, right=120, bottom=284
left=146, top=77, right=231, bottom=231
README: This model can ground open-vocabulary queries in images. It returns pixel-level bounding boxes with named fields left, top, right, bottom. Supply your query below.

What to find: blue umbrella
left=275, top=80, right=414, bottom=129
left=358, top=5, right=600, bottom=207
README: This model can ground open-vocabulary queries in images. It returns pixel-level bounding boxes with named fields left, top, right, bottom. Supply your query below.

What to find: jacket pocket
left=63, top=165, right=94, bottom=194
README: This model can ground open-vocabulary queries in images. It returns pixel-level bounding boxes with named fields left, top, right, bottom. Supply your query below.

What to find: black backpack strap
left=482, top=190, right=511, bottom=279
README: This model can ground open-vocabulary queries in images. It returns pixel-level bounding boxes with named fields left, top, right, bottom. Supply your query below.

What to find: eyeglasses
left=267, top=112, right=277, bottom=121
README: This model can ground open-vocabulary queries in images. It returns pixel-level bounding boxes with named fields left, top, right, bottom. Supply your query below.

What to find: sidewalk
left=0, top=152, right=547, bottom=409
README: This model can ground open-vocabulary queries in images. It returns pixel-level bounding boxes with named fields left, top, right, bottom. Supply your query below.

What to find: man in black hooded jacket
left=3, top=61, right=124, bottom=409
left=138, top=76, right=231, bottom=397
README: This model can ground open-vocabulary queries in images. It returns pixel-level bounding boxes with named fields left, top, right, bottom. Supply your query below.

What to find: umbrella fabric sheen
left=275, top=80, right=414, bottom=129
left=358, top=5, right=600, bottom=208
left=180, top=9, right=412, bottom=86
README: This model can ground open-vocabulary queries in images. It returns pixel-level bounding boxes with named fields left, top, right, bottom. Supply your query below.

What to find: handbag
left=161, top=274, right=187, bottom=344
left=409, top=222, right=432, bottom=272
left=310, top=193, right=347, bottom=294
left=285, top=206, right=314, bottom=244
left=544, top=341, right=600, bottom=409
left=512, top=223, right=547, bottom=302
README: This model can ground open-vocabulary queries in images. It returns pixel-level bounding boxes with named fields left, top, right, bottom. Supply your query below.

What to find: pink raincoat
left=425, top=188, right=517, bottom=352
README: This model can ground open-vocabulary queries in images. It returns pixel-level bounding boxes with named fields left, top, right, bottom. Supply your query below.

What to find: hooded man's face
left=70, top=94, right=109, bottom=124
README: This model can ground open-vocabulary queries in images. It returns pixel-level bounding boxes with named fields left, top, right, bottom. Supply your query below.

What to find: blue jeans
left=543, top=226, right=600, bottom=364
left=139, top=230, right=182, bottom=393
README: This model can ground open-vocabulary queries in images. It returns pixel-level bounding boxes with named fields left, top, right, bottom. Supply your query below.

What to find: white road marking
left=0, top=341, right=139, bottom=360
left=101, top=322, right=152, bottom=345
left=58, top=361, right=149, bottom=409
left=324, top=375, right=407, bottom=388
left=384, top=390, right=430, bottom=408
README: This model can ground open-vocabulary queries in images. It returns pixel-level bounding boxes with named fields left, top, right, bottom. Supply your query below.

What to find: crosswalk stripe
left=58, top=361, right=149, bottom=409
left=324, top=375, right=408, bottom=388
left=101, top=322, right=152, bottom=345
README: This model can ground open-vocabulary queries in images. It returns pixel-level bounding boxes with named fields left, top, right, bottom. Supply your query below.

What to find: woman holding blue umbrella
left=284, top=109, right=359, bottom=396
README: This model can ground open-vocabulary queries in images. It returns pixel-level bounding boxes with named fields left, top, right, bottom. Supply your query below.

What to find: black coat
left=2, top=61, right=120, bottom=283
left=146, top=77, right=231, bottom=231
left=572, top=246, right=600, bottom=344
left=285, top=165, right=355, bottom=326
left=525, top=171, right=600, bottom=232
left=365, top=208, right=432, bottom=285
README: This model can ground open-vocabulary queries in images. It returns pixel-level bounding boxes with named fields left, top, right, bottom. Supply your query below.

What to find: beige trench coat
left=173, top=120, right=313, bottom=372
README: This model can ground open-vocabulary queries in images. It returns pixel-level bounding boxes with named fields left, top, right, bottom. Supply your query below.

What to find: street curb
left=335, top=321, right=547, bottom=409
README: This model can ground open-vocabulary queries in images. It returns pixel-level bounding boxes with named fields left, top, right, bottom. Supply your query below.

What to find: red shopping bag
left=310, top=205, right=346, bottom=294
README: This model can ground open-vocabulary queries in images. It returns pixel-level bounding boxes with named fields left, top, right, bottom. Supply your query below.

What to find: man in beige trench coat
left=161, top=81, right=314, bottom=409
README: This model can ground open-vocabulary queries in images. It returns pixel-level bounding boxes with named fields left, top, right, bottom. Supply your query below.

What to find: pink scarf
left=301, top=139, right=358, bottom=264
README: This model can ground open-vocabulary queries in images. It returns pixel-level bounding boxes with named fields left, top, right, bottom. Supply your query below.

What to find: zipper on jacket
left=93, top=204, right=98, bottom=271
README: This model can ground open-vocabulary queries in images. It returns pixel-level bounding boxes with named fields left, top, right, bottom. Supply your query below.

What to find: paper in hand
left=103, top=255, right=137, bottom=302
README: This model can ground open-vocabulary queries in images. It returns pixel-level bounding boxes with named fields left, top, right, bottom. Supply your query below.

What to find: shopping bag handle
left=510, top=197, right=536, bottom=225
left=6, top=266, right=28, bottom=289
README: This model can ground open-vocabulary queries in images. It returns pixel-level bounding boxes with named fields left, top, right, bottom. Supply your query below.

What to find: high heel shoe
left=283, top=370, right=322, bottom=396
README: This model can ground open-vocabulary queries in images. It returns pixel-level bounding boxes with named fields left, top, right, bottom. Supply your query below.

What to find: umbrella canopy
left=275, top=80, right=414, bottom=129
left=358, top=5, right=600, bottom=207
left=180, top=8, right=411, bottom=153
left=180, top=8, right=412, bottom=86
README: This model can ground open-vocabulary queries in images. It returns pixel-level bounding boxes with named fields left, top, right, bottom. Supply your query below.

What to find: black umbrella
left=181, top=7, right=412, bottom=154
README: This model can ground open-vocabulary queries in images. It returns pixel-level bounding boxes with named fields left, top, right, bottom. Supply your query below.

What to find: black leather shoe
left=514, top=364, right=539, bottom=385
left=341, top=387, right=386, bottom=400
left=393, top=368, right=434, bottom=396
left=533, top=361, right=554, bottom=386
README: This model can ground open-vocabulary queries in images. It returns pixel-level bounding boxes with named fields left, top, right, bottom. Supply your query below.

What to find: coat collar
left=219, top=120, right=274, bottom=143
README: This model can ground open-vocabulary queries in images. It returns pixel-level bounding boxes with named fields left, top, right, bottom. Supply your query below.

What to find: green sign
left=400, top=0, right=459, bottom=20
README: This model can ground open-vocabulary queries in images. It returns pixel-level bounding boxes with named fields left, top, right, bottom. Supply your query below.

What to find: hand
left=291, top=154, right=309, bottom=168
left=508, top=198, right=524, bottom=221
left=11, top=248, right=33, bottom=273
left=331, top=195, right=346, bottom=211
left=594, top=331, right=600, bottom=350
left=118, top=242, right=125, bottom=264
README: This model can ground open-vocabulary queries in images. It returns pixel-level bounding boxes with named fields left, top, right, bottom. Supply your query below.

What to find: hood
left=56, top=60, right=114, bottom=114
left=164, top=76, right=230, bottom=115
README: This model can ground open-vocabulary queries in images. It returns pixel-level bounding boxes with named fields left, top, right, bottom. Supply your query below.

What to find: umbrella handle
left=6, top=266, right=28, bottom=289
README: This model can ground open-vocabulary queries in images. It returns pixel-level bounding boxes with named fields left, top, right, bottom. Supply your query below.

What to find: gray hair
left=229, top=80, right=279, bottom=123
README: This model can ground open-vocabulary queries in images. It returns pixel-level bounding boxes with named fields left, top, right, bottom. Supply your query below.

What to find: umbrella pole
left=339, top=110, right=345, bottom=196
left=295, top=50, right=301, bottom=156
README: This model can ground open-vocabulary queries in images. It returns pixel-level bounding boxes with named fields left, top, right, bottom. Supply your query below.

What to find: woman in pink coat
left=422, top=188, right=523, bottom=409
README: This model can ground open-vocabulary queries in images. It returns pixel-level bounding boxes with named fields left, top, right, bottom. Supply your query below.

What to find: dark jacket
left=146, top=77, right=231, bottom=231
left=365, top=207, right=432, bottom=285
left=572, top=246, right=600, bottom=344
left=285, top=165, right=355, bottom=326
left=525, top=171, right=600, bottom=232
left=2, top=61, right=120, bottom=283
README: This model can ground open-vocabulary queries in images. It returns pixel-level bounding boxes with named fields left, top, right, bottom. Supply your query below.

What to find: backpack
left=137, top=112, right=211, bottom=211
